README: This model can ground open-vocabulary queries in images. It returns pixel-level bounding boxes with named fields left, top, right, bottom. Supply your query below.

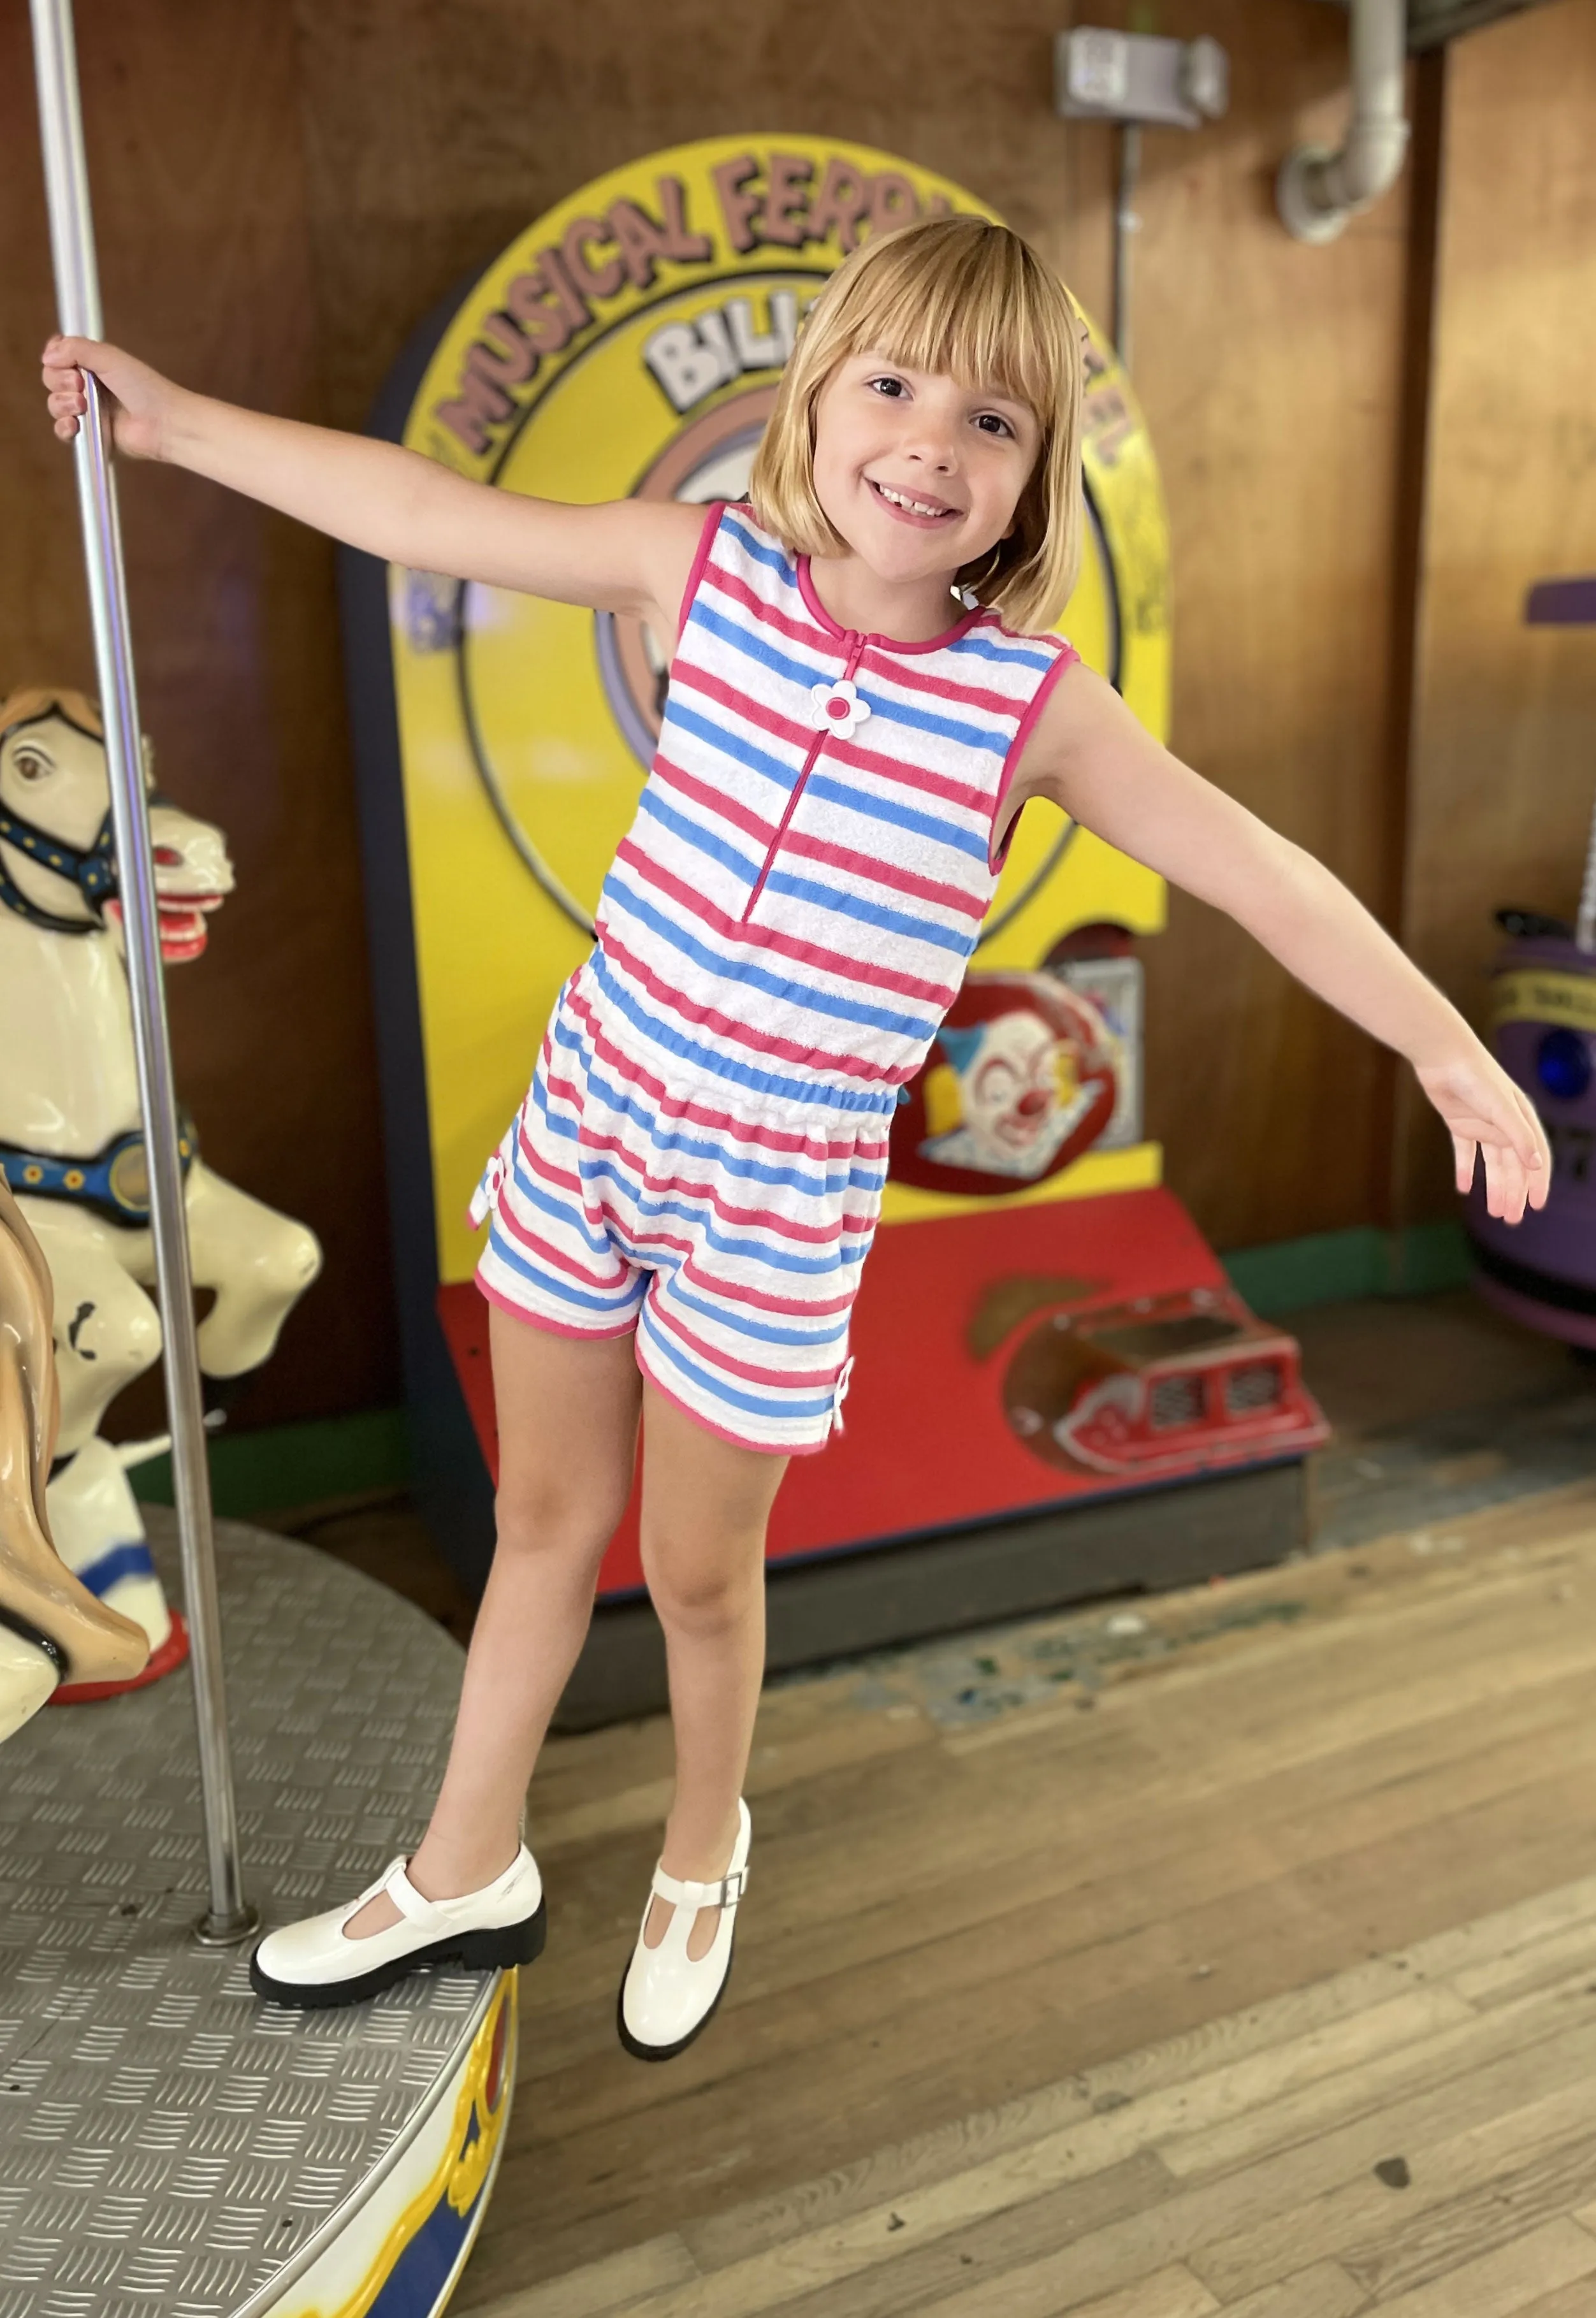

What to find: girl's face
left=810, top=351, right=1041, bottom=593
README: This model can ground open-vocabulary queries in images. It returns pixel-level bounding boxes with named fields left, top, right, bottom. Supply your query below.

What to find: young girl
left=42, top=217, right=1549, bottom=2061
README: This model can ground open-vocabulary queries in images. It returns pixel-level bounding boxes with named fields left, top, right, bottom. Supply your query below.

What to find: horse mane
left=0, top=687, right=104, bottom=746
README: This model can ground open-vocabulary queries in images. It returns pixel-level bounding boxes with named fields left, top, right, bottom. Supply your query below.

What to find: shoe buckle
left=720, top=1866, right=748, bottom=1907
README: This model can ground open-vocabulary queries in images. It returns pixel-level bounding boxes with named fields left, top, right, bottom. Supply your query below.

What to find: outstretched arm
left=1021, top=662, right=1551, bottom=1222
left=41, top=335, right=703, bottom=628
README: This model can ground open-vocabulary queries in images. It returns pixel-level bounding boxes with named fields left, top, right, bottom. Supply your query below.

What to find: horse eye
left=13, top=752, right=48, bottom=781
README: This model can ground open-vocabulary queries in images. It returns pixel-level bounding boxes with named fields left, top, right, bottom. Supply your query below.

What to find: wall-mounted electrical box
left=1054, top=27, right=1230, bottom=128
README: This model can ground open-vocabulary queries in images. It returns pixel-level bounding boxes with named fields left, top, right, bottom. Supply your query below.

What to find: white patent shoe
left=250, top=1845, right=546, bottom=2010
left=618, top=1799, right=750, bottom=2062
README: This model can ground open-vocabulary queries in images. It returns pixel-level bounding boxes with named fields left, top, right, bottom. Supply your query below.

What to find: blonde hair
left=749, top=216, right=1084, bottom=636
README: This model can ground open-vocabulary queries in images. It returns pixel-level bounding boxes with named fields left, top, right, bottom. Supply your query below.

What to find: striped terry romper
left=471, top=501, right=1080, bottom=1455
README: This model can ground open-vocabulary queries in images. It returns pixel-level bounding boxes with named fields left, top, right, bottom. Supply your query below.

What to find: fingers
left=1517, top=1089, right=1553, bottom=1181
left=1478, top=1136, right=1542, bottom=1225
left=41, top=334, right=97, bottom=444
left=40, top=335, right=94, bottom=392
left=1514, top=1086, right=1553, bottom=1209
left=1463, top=1061, right=1550, bottom=1184
left=41, top=332, right=101, bottom=366
left=1478, top=1148, right=1518, bottom=1223
left=1494, top=1087, right=1551, bottom=1211
left=45, top=382, right=86, bottom=441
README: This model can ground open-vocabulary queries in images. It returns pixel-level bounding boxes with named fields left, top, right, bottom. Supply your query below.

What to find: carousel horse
left=0, top=686, right=321, bottom=1729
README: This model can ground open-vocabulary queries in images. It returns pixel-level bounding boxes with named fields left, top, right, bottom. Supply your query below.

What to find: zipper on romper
left=738, top=632, right=867, bottom=927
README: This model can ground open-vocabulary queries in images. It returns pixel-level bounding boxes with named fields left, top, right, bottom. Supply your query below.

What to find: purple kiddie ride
left=1468, top=574, right=1596, bottom=1349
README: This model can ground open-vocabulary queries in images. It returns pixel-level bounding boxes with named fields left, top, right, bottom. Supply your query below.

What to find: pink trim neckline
left=796, top=553, right=983, bottom=654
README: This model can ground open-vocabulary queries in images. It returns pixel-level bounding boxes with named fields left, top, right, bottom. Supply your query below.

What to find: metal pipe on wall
left=29, top=0, right=257, bottom=1946
left=1277, top=0, right=1412, bottom=243
left=1114, top=122, right=1142, bottom=373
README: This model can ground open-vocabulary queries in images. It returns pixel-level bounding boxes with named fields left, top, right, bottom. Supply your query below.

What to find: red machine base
left=438, top=1185, right=1326, bottom=1600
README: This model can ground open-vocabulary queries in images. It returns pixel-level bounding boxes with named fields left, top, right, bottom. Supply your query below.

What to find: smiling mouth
left=867, top=478, right=960, bottom=521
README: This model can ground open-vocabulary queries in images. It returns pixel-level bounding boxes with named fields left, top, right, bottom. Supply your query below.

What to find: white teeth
left=876, top=482, right=950, bottom=518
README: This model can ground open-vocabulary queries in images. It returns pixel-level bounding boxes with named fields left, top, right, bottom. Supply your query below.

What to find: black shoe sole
left=249, top=1895, right=547, bottom=2010
left=615, top=1929, right=736, bottom=2062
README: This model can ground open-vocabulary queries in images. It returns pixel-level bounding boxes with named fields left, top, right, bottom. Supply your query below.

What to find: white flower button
left=810, top=679, right=871, bottom=739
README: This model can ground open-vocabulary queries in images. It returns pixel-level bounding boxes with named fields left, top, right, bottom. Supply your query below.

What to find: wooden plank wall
left=1059, top=0, right=1418, bottom=1252
left=1, top=3, right=393, bottom=1428
left=1396, top=0, right=1596, bottom=1221
left=3, top=0, right=1588, bottom=1430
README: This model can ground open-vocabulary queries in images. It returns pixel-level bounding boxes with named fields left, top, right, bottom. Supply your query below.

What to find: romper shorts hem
left=470, top=972, right=876, bottom=1458
left=472, top=1271, right=833, bottom=1460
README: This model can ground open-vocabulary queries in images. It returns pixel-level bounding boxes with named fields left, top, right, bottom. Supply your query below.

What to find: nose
left=905, top=428, right=957, bottom=472
left=899, top=405, right=961, bottom=472
left=1017, top=1088, right=1050, bottom=1117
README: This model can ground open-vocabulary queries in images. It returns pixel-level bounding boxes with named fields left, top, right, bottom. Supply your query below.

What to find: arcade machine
left=1467, top=573, right=1596, bottom=1344
left=0, top=10, right=516, bottom=2311
left=345, top=136, right=1327, bottom=1727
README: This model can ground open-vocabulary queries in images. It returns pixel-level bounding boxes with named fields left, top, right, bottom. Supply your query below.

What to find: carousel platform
left=0, top=1513, right=513, bottom=2318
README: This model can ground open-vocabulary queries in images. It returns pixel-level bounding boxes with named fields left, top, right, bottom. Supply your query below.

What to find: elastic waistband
left=564, top=959, right=902, bottom=1134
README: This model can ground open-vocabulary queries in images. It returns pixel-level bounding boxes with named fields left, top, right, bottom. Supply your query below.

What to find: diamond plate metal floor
left=0, top=1511, right=492, bottom=2318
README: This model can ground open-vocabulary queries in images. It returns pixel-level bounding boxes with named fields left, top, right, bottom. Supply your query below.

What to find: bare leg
left=346, top=1306, right=641, bottom=1937
left=637, top=1381, right=788, bottom=1962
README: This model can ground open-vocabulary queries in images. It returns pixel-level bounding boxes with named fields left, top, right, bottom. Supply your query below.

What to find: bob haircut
left=748, top=215, right=1085, bottom=637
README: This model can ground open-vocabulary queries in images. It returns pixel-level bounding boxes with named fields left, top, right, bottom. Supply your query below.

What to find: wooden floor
left=468, top=1854, right=1596, bottom=2317
left=292, top=1293, right=1596, bottom=2317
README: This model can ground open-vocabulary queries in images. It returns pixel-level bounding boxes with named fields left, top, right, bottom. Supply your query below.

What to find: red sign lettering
left=806, top=156, right=871, bottom=254
left=757, top=152, right=813, bottom=248
left=656, top=175, right=713, bottom=262
left=711, top=154, right=763, bottom=254
left=560, top=216, right=624, bottom=301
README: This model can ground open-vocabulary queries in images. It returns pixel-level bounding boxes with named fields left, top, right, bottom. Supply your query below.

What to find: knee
left=493, top=1475, right=628, bottom=1574
left=643, top=1531, right=762, bottom=1637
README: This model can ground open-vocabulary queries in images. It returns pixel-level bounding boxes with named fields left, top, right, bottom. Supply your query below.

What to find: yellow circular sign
left=386, top=136, right=1171, bottom=1282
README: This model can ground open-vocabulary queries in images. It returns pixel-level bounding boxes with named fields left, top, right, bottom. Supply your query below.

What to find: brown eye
left=13, top=751, right=49, bottom=782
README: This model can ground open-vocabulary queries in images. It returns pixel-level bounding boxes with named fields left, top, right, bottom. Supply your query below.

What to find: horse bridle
left=0, top=797, right=166, bottom=934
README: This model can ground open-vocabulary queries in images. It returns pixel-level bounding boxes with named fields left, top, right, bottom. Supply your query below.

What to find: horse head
left=0, top=687, right=233, bottom=962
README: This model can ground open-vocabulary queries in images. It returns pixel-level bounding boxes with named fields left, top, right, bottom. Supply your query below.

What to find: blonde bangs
left=749, top=215, right=1084, bottom=636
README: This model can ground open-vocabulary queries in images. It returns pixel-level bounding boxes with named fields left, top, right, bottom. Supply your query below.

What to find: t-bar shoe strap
left=650, top=1860, right=749, bottom=1912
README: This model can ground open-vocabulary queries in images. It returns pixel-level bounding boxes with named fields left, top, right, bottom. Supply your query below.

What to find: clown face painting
left=922, top=1010, right=1095, bottom=1179
left=890, top=972, right=1122, bottom=1197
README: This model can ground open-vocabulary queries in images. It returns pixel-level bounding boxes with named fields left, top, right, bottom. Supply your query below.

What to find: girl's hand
left=41, top=335, right=179, bottom=461
left=1415, top=1040, right=1552, bottom=1224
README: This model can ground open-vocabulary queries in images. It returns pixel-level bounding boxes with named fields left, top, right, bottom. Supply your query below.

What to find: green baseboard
left=129, top=1405, right=410, bottom=1520
left=1221, top=1220, right=1472, bottom=1319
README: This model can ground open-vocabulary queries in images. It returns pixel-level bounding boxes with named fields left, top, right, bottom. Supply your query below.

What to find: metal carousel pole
left=30, top=0, right=257, bottom=1945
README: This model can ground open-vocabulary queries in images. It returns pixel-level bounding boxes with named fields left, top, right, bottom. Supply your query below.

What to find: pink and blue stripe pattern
left=474, top=503, right=1078, bottom=1452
